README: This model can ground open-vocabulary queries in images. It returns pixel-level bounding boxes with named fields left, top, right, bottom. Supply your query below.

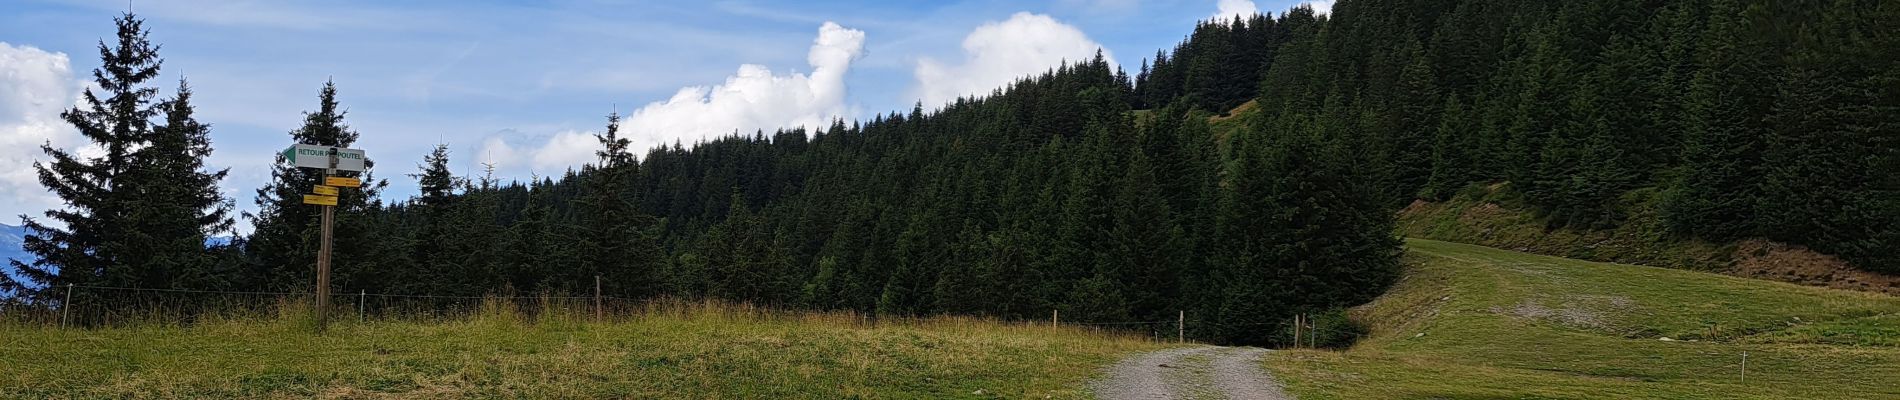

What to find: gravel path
left=1091, top=346, right=1294, bottom=400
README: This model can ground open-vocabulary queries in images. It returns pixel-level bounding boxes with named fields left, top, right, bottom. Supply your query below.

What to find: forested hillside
left=7, top=0, right=1897, bottom=346
left=1144, top=1, right=1899, bottom=274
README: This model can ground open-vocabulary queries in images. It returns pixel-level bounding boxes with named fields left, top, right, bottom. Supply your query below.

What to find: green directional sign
left=284, top=144, right=367, bottom=172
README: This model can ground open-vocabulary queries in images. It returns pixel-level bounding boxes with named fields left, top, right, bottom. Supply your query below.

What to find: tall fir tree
left=576, top=112, right=663, bottom=298
left=123, top=78, right=237, bottom=290
left=7, top=13, right=166, bottom=300
left=244, top=81, right=387, bottom=292
left=1662, top=0, right=1777, bottom=239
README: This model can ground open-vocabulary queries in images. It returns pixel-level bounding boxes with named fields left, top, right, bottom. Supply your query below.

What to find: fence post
left=1299, top=314, right=1314, bottom=348
left=1178, top=310, right=1185, bottom=343
left=594, top=275, right=603, bottom=322
left=1293, top=314, right=1301, bottom=349
left=1051, top=309, right=1059, bottom=331
left=60, top=283, right=74, bottom=328
left=1741, top=351, right=1747, bottom=384
left=359, top=290, right=366, bottom=322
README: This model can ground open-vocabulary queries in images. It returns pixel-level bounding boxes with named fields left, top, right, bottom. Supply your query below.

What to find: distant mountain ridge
left=1, top=223, right=27, bottom=284
left=0, top=224, right=235, bottom=287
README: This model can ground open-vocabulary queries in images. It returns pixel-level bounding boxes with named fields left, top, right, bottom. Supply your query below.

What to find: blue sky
left=0, top=0, right=1328, bottom=233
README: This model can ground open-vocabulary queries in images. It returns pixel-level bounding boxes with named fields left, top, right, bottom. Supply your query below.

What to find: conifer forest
left=5, top=0, right=1897, bottom=347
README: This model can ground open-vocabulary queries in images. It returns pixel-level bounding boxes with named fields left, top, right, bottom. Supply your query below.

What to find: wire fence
left=0, top=284, right=659, bottom=329
left=1, top=284, right=1361, bottom=347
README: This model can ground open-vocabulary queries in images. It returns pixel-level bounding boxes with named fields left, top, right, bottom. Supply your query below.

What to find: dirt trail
left=1091, top=346, right=1294, bottom=400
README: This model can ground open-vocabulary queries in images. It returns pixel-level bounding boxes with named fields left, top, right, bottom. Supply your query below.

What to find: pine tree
left=699, top=194, right=793, bottom=304
left=1384, top=38, right=1441, bottom=203
left=1421, top=95, right=1477, bottom=200
left=1206, top=120, right=1401, bottom=345
left=244, top=81, right=387, bottom=292
left=123, top=78, right=236, bottom=291
left=576, top=112, right=663, bottom=298
left=8, top=13, right=165, bottom=300
left=411, top=144, right=459, bottom=208
left=1755, top=0, right=1899, bottom=272
left=506, top=177, right=565, bottom=291
left=401, top=144, right=468, bottom=294
left=1104, top=150, right=1185, bottom=321
left=929, top=225, right=988, bottom=315
left=1507, top=21, right=1582, bottom=214
left=876, top=215, right=933, bottom=316
left=1662, top=0, right=1776, bottom=239
left=1205, top=128, right=1293, bottom=345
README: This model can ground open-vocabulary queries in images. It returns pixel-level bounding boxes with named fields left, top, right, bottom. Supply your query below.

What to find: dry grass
left=0, top=299, right=1172, bottom=399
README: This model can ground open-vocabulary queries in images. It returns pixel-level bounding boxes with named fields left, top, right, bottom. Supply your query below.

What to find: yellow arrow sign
left=303, top=194, right=338, bottom=206
left=313, top=185, right=339, bottom=196
left=324, top=177, right=361, bottom=188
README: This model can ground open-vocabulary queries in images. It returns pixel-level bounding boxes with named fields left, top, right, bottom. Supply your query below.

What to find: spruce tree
left=1755, top=0, right=1899, bottom=272
left=8, top=13, right=165, bottom=299
left=1385, top=39, right=1441, bottom=204
left=124, top=78, right=236, bottom=290
left=1421, top=95, right=1477, bottom=200
left=1662, top=0, right=1775, bottom=239
left=1205, top=128, right=1293, bottom=345
left=577, top=112, right=663, bottom=298
left=244, top=81, right=387, bottom=291
left=1104, top=150, right=1185, bottom=321
left=402, top=144, right=461, bottom=294
left=411, top=144, right=459, bottom=208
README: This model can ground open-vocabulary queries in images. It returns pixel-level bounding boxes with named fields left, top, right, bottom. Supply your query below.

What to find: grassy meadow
left=1267, top=239, right=1900, bottom=399
left=0, top=301, right=1171, bottom=399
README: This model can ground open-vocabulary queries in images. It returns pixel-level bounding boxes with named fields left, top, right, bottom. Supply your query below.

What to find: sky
left=0, top=0, right=1331, bottom=233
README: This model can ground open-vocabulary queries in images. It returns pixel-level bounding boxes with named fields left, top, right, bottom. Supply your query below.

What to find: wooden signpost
left=324, top=176, right=361, bottom=188
left=286, top=144, right=367, bottom=332
left=302, top=194, right=338, bottom=206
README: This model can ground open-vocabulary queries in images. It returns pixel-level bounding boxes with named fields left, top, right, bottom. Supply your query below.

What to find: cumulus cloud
left=0, top=42, right=86, bottom=220
left=619, top=22, right=864, bottom=153
left=1210, top=0, right=1260, bottom=22
left=1304, top=1, right=1336, bottom=15
left=489, top=22, right=865, bottom=172
left=477, top=129, right=606, bottom=173
left=913, top=12, right=1114, bottom=106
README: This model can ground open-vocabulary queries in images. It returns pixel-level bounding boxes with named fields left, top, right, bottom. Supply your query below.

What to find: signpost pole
left=288, top=144, right=364, bottom=333
left=316, top=151, right=337, bottom=333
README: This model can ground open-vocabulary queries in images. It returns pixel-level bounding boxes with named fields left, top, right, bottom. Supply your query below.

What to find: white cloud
left=1303, top=1, right=1336, bottom=15
left=0, top=42, right=86, bottom=220
left=477, top=129, right=604, bottom=173
left=912, top=12, right=1114, bottom=107
left=620, top=22, right=864, bottom=152
left=1211, top=0, right=1260, bottom=22
left=486, top=22, right=866, bottom=173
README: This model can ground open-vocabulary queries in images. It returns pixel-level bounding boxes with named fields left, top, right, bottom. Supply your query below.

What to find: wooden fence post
left=1293, top=314, right=1302, bottom=349
left=359, top=290, right=366, bottom=322
left=594, top=275, right=603, bottom=322
left=1299, top=314, right=1314, bottom=348
left=61, top=283, right=74, bottom=328
left=1051, top=309, right=1059, bottom=331
left=1178, top=310, right=1185, bottom=343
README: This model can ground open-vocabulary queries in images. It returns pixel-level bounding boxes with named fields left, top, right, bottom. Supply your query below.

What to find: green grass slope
left=1268, top=239, right=1900, bottom=399
left=1399, top=184, right=1731, bottom=273
left=0, top=303, right=1168, bottom=399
